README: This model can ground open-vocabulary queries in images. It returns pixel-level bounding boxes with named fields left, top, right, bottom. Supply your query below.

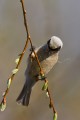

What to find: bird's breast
left=40, top=53, right=58, bottom=74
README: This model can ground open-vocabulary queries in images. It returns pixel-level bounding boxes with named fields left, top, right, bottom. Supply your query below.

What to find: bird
left=16, top=36, right=63, bottom=106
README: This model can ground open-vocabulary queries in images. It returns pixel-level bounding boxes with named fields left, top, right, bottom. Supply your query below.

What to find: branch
left=0, top=1, right=30, bottom=112
left=20, top=0, right=57, bottom=119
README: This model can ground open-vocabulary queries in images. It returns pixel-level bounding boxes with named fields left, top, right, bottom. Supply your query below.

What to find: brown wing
left=26, top=46, right=59, bottom=77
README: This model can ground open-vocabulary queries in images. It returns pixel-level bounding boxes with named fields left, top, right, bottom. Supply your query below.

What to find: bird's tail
left=16, top=83, right=31, bottom=106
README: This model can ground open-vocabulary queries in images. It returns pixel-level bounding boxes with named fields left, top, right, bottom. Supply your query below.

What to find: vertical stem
left=20, top=0, right=56, bottom=115
left=20, top=0, right=42, bottom=72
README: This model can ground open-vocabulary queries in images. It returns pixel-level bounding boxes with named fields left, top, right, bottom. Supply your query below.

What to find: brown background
left=0, top=0, right=80, bottom=120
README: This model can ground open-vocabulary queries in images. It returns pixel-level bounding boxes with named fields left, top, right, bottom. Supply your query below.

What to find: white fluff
left=50, top=36, right=63, bottom=49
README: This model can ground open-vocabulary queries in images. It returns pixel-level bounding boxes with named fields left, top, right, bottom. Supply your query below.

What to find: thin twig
left=45, top=80, right=56, bottom=113
left=0, top=39, right=29, bottom=107
left=20, top=0, right=56, bottom=115
left=0, top=2, right=30, bottom=110
left=20, top=0, right=42, bottom=72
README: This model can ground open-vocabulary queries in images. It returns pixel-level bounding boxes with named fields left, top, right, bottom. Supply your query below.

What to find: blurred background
left=0, top=0, right=80, bottom=120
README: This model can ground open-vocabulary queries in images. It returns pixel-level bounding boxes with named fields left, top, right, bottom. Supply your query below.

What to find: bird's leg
left=35, top=72, right=46, bottom=81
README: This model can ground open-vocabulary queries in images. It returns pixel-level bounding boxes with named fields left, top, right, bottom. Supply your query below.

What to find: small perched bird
left=16, top=36, right=63, bottom=106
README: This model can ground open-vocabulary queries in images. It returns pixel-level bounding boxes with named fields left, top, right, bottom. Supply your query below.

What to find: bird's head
left=47, top=36, right=63, bottom=51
